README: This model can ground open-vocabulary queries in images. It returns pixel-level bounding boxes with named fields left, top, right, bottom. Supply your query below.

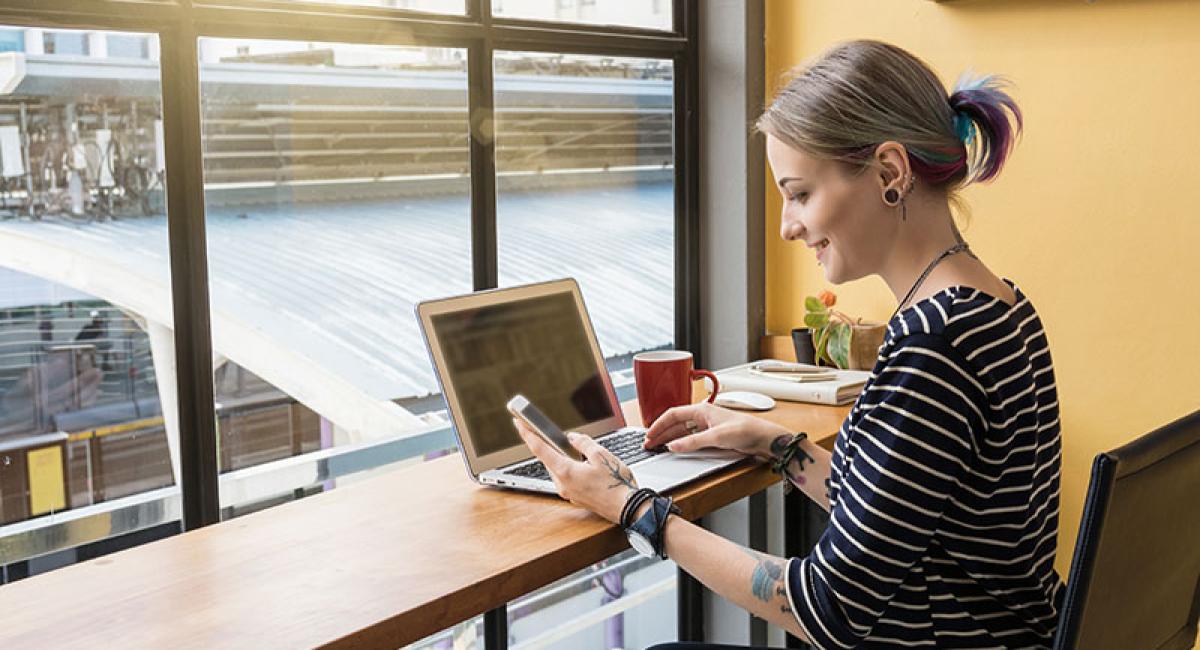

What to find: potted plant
left=802, top=290, right=887, bottom=370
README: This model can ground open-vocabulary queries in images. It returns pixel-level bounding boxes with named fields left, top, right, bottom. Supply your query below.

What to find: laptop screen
left=430, top=289, right=615, bottom=457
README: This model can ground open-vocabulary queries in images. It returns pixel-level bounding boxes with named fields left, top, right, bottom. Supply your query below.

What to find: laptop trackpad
left=633, top=450, right=743, bottom=492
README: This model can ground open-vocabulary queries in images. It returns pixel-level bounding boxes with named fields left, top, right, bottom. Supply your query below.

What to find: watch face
left=627, top=531, right=655, bottom=558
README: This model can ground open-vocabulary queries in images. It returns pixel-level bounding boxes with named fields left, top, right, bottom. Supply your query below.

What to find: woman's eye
left=788, top=192, right=808, bottom=203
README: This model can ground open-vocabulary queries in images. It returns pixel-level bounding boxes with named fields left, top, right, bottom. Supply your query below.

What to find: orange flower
left=817, top=290, right=837, bottom=308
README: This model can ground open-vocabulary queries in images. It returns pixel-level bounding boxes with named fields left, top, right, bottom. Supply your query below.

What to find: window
left=0, top=29, right=22, bottom=53
left=493, top=0, right=674, bottom=31
left=271, top=0, right=465, bottom=12
left=0, top=13, right=697, bottom=643
left=107, top=34, right=150, bottom=59
left=0, top=26, right=174, bottom=581
left=495, top=52, right=675, bottom=366
left=403, top=548, right=678, bottom=649
left=43, top=31, right=87, bottom=56
left=197, top=38, right=472, bottom=513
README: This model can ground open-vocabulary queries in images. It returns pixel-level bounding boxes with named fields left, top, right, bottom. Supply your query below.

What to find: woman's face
left=766, top=134, right=896, bottom=284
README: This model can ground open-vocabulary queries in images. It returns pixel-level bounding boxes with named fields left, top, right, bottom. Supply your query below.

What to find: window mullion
left=674, top=2, right=701, bottom=366
left=159, top=23, right=221, bottom=530
left=468, top=36, right=498, bottom=292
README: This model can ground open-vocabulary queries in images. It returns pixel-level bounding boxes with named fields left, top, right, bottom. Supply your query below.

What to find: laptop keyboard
left=597, top=429, right=663, bottom=466
left=503, top=429, right=663, bottom=482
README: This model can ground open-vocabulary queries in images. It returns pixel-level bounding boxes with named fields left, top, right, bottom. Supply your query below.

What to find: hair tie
left=953, top=107, right=974, bottom=146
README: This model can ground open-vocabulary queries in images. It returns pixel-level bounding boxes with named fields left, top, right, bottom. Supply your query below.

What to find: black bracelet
left=621, top=487, right=657, bottom=530
left=624, top=489, right=652, bottom=530
left=770, top=432, right=809, bottom=476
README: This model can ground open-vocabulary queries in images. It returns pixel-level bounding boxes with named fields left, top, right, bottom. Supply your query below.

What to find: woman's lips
left=812, top=239, right=829, bottom=264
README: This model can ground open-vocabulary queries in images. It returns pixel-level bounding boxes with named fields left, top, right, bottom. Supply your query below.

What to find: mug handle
left=691, top=369, right=720, bottom=403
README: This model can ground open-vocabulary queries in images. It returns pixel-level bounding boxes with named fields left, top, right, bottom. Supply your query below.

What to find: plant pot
left=790, top=327, right=816, bottom=365
left=848, top=322, right=887, bottom=370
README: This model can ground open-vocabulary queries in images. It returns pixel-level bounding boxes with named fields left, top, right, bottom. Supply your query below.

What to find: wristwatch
left=626, top=510, right=658, bottom=558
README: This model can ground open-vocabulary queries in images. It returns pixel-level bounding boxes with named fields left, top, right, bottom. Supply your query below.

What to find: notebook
left=713, top=360, right=870, bottom=406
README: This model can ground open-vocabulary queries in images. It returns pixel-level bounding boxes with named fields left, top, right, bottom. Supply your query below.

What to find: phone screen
left=511, top=399, right=584, bottom=462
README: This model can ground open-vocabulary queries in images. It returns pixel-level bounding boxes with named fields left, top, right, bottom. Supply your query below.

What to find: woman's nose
left=779, top=210, right=804, bottom=241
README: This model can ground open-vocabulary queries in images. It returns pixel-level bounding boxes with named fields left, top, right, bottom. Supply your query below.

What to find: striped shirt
left=786, top=280, right=1065, bottom=649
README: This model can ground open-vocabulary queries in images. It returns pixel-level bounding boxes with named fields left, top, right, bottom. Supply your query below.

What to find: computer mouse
left=714, top=391, right=776, bottom=411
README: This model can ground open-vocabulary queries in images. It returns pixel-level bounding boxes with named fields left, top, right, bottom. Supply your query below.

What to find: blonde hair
left=756, top=40, right=1022, bottom=192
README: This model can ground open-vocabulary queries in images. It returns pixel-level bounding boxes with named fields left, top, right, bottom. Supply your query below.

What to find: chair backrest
left=1055, top=409, right=1200, bottom=650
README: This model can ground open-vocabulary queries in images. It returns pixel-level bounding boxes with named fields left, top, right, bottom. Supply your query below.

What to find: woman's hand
left=643, top=402, right=791, bottom=460
left=512, top=418, right=637, bottom=524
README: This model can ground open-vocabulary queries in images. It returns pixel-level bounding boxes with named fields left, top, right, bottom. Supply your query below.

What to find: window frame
left=0, top=0, right=700, bottom=530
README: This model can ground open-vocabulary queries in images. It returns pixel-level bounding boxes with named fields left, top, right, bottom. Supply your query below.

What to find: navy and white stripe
left=786, top=280, right=1065, bottom=649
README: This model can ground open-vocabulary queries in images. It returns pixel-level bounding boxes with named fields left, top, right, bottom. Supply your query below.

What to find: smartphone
left=506, top=394, right=583, bottom=461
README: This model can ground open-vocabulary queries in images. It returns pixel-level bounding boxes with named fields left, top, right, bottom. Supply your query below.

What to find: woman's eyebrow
left=777, top=176, right=804, bottom=187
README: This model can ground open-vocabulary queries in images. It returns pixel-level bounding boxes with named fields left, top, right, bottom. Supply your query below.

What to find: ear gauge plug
left=883, top=188, right=900, bottom=206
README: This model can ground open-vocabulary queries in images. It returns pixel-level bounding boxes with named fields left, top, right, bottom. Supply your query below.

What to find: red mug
left=633, top=350, right=720, bottom=428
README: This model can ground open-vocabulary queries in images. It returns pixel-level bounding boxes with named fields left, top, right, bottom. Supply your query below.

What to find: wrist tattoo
left=599, top=454, right=636, bottom=490
left=790, top=448, right=815, bottom=485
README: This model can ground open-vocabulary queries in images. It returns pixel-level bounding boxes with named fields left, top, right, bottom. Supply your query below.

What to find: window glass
left=0, top=27, right=174, bottom=582
left=270, top=0, right=464, bottom=12
left=0, top=28, right=22, bottom=53
left=495, top=51, right=675, bottom=368
left=403, top=550, right=678, bottom=650
left=197, top=38, right=471, bottom=517
left=107, top=35, right=150, bottom=59
left=493, top=0, right=673, bottom=31
left=43, top=31, right=87, bottom=56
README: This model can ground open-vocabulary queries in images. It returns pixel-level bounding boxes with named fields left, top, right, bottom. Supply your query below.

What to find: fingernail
left=667, top=442, right=679, bottom=452
left=567, top=432, right=580, bottom=440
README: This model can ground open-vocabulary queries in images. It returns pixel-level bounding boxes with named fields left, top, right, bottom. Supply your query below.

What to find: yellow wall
left=764, top=0, right=1200, bottom=586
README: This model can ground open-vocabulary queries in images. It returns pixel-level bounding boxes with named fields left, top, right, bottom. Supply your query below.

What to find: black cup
left=791, top=327, right=817, bottom=365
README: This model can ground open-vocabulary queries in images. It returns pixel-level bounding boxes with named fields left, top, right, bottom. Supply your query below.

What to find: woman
left=514, top=39, right=1064, bottom=648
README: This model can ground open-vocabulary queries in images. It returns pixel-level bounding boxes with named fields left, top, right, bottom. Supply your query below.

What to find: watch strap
left=630, top=494, right=680, bottom=559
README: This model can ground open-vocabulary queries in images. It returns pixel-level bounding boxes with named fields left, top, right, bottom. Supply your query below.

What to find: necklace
left=889, top=241, right=972, bottom=321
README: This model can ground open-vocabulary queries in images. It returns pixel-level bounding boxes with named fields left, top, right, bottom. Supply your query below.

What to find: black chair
left=1055, top=409, right=1200, bottom=649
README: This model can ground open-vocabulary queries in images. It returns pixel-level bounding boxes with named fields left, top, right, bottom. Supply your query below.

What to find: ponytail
left=949, top=73, right=1023, bottom=184
left=757, top=41, right=1023, bottom=192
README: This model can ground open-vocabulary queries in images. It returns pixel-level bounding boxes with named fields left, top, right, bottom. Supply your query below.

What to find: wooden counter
left=0, top=388, right=848, bottom=649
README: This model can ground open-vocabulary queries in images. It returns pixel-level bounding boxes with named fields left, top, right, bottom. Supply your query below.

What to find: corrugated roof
left=0, top=182, right=673, bottom=402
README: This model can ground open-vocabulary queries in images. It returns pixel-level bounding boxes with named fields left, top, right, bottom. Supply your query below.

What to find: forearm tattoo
left=769, top=435, right=815, bottom=486
left=599, top=454, right=636, bottom=490
left=742, top=548, right=792, bottom=615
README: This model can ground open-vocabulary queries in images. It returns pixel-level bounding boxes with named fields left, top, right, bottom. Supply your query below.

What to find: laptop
left=415, top=278, right=743, bottom=494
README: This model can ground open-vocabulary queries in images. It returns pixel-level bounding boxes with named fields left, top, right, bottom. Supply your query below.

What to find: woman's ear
left=873, top=141, right=911, bottom=191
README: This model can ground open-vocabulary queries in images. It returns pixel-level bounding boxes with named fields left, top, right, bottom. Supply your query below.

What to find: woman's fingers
left=644, top=404, right=708, bottom=445
left=643, top=420, right=695, bottom=449
left=664, top=425, right=727, bottom=453
left=512, top=418, right=571, bottom=476
left=567, top=431, right=606, bottom=460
